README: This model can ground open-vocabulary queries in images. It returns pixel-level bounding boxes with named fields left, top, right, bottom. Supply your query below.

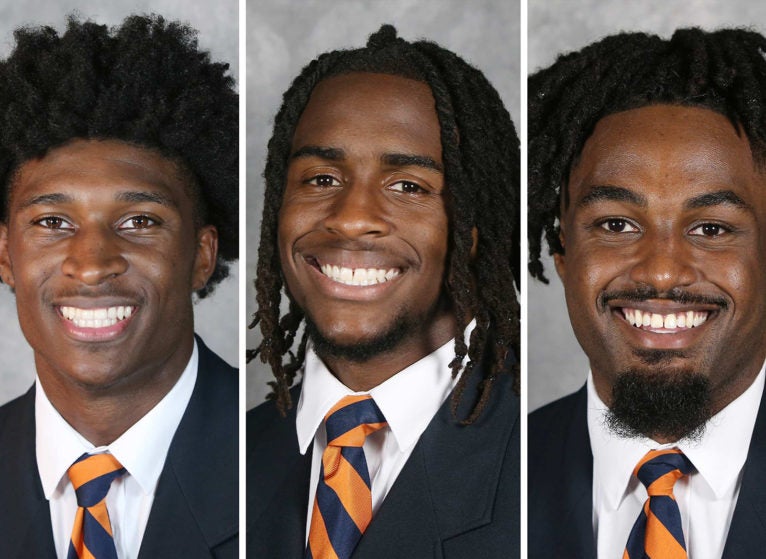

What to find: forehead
left=291, top=72, right=441, bottom=156
left=8, top=139, right=191, bottom=213
left=568, top=105, right=762, bottom=202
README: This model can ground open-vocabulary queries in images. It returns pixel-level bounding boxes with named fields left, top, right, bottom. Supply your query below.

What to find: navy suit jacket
left=0, top=336, right=238, bottom=559
left=529, top=384, right=766, bottom=558
left=247, top=366, right=520, bottom=558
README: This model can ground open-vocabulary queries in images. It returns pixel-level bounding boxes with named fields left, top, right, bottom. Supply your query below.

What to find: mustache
left=598, top=285, right=729, bottom=311
left=47, top=284, right=143, bottom=302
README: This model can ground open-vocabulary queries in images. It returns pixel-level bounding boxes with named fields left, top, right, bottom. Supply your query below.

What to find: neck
left=36, top=345, right=192, bottom=447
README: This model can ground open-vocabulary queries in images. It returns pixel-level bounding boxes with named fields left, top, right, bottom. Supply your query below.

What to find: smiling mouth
left=317, top=263, right=401, bottom=287
left=60, top=305, right=136, bottom=329
left=620, top=307, right=710, bottom=332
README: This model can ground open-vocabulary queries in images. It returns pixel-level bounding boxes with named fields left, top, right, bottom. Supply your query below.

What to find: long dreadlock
left=529, top=27, right=766, bottom=281
left=250, top=24, right=520, bottom=423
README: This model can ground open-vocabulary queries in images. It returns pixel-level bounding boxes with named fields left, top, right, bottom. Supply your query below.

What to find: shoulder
left=194, top=335, right=237, bottom=401
left=246, top=384, right=300, bottom=447
left=0, top=388, right=34, bottom=435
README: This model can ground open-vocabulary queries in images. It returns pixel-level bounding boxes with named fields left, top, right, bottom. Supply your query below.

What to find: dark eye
left=389, top=180, right=424, bottom=194
left=307, top=175, right=341, bottom=187
left=689, top=223, right=728, bottom=237
left=118, top=215, right=157, bottom=230
left=599, top=218, right=638, bottom=233
left=35, top=216, right=73, bottom=230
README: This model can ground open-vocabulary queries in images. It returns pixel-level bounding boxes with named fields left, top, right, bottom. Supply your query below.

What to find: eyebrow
left=577, top=185, right=647, bottom=208
left=683, top=190, right=750, bottom=211
left=17, top=190, right=176, bottom=210
left=291, top=145, right=444, bottom=173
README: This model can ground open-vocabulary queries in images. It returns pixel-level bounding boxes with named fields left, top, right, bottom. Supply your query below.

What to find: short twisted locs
left=250, top=25, right=520, bottom=423
left=528, top=27, right=766, bottom=282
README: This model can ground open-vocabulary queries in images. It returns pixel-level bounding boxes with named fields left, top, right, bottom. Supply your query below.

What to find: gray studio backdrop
left=528, top=0, right=766, bottom=411
left=0, top=0, right=238, bottom=406
left=246, top=0, right=520, bottom=409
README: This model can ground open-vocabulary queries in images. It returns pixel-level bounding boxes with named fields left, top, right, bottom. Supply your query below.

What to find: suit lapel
left=138, top=338, right=238, bottom=558
left=353, top=371, right=518, bottom=559
left=247, top=386, right=311, bottom=559
left=555, top=388, right=595, bottom=558
left=0, top=387, right=57, bottom=558
left=722, top=381, right=766, bottom=557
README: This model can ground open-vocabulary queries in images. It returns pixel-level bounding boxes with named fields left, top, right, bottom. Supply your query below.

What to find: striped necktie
left=306, top=394, right=388, bottom=559
left=624, top=449, right=695, bottom=559
left=67, top=452, right=127, bottom=559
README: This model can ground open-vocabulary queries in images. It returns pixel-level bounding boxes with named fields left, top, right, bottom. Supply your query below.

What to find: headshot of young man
left=527, top=2, right=766, bottom=558
left=0, top=11, right=238, bottom=559
left=246, top=3, right=520, bottom=557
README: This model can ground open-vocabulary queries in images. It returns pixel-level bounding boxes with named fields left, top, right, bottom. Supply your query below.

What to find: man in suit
left=248, top=25, right=520, bottom=558
left=528, top=28, right=766, bottom=558
left=0, top=15, right=238, bottom=558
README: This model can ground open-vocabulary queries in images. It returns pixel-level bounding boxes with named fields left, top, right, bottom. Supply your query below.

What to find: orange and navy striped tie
left=624, top=449, right=695, bottom=559
left=306, top=395, right=388, bottom=559
left=67, top=452, right=127, bottom=559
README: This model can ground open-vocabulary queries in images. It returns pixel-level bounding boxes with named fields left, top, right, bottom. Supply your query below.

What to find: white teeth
left=621, top=307, right=709, bottom=332
left=60, top=306, right=134, bottom=329
left=319, top=263, right=401, bottom=286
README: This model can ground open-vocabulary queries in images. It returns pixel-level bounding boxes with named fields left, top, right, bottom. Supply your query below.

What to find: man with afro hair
left=248, top=24, right=520, bottom=558
left=528, top=27, right=766, bottom=558
left=0, top=14, right=238, bottom=558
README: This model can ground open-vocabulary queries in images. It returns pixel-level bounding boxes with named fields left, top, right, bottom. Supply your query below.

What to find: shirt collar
left=588, top=363, right=765, bottom=509
left=295, top=321, right=474, bottom=454
left=36, top=340, right=199, bottom=498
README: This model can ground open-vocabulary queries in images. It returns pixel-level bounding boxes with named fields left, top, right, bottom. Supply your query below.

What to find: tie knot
left=67, top=452, right=126, bottom=508
left=634, top=449, right=694, bottom=497
left=325, top=395, right=387, bottom=448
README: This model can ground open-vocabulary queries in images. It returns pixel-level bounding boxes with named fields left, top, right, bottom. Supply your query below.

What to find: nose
left=61, top=226, right=128, bottom=285
left=322, top=182, right=390, bottom=239
left=628, top=232, right=697, bottom=292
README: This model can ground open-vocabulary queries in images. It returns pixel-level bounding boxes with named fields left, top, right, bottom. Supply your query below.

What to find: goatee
left=606, top=368, right=712, bottom=442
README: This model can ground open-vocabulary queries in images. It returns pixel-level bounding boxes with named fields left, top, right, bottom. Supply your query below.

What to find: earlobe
left=0, top=224, right=15, bottom=289
left=191, top=225, right=218, bottom=291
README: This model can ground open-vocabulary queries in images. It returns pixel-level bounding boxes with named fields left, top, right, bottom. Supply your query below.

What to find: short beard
left=304, top=298, right=444, bottom=364
left=606, top=368, right=712, bottom=442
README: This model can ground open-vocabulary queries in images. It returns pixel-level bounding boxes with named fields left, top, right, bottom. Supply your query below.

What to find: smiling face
left=0, top=139, right=216, bottom=395
left=278, top=72, right=455, bottom=385
left=556, top=105, right=766, bottom=418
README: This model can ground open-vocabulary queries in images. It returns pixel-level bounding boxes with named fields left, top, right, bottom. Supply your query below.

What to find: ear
left=469, top=226, right=478, bottom=260
left=0, top=224, right=15, bottom=289
left=191, top=225, right=218, bottom=291
left=553, top=227, right=566, bottom=282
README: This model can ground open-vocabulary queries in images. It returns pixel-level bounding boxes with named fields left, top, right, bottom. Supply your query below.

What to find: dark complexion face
left=556, top=105, right=766, bottom=433
left=278, top=72, right=456, bottom=390
left=0, top=139, right=217, bottom=401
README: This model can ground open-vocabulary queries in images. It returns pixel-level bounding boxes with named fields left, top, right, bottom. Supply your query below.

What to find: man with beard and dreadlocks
left=247, top=24, right=520, bottom=559
left=528, top=27, right=766, bottom=559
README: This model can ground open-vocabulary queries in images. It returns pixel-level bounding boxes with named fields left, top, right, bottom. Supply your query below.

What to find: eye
left=389, top=180, right=425, bottom=194
left=34, top=216, right=73, bottom=230
left=307, top=175, right=341, bottom=187
left=118, top=215, right=157, bottom=230
left=598, top=218, right=638, bottom=233
left=689, top=223, right=729, bottom=237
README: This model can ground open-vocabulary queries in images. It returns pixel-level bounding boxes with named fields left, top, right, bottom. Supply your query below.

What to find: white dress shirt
left=588, top=364, right=765, bottom=559
left=296, top=322, right=474, bottom=542
left=36, top=340, right=198, bottom=559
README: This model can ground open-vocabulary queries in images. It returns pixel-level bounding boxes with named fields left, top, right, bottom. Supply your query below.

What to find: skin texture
left=278, top=72, right=456, bottom=391
left=0, top=139, right=217, bottom=446
left=555, top=105, right=766, bottom=439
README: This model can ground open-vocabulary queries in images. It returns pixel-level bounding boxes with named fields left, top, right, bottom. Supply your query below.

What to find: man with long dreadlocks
left=528, top=27, right=766, bottom=558
left=248, top=25, right=520, bottom=558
